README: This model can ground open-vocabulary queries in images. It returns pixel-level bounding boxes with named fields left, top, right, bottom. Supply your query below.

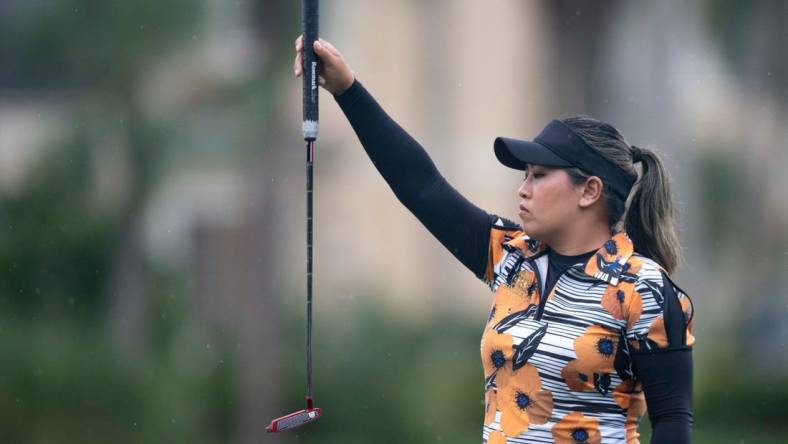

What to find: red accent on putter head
left=266, top=397, right=322, bottom=433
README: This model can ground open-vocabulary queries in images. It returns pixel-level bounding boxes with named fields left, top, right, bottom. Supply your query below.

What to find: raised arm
left=294, top=36, right=495, bottom=279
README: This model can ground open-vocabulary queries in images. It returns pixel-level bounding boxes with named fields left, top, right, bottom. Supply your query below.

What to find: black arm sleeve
left=632, top=271, right=693, bottom=443
left=334, top=79, right=496, bottom=279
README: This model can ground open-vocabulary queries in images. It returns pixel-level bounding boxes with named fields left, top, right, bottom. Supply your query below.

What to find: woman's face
left=517, top=164, right=583, bottom=241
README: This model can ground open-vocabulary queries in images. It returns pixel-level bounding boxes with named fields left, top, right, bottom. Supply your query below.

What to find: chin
left=519, top=219, right=538, bottom=236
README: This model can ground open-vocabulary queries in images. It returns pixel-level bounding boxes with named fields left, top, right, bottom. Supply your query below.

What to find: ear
left=577, top=176, right=604, bottom=208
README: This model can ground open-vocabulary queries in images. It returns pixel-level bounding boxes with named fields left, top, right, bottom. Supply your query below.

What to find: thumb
left=313, top=40, right=332, bottom=61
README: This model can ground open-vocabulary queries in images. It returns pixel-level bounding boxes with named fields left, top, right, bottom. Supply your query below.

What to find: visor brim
left=494, top=137, right=574, bottom=170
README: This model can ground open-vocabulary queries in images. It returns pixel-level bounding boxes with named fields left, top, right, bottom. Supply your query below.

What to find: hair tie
left=631, top=145, right=643, bottom=163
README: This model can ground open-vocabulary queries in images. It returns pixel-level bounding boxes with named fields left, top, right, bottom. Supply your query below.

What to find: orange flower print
left=614, top=380, right=634, bottom=407
left=614, top=380, right=647, bottom=443
left=505, top=236, right=528, bottom=254
left=511, top=269, right=540, bottom=305
left=643, top=312, right=695, bottom=349
left=487, top=430, right=507, bottom=444
left=680, top=294, right=696, bottom=347
left=551, top=411, right=602, bottom=444
left=613, top=381, right=646, bottom=418
left=481, top=328, right=515, bottom=377
left=629, top=287, right=695, bottom=351
left=602, top=232, right=634, bottom=261
left=621, top=255, right=644, bottom=282
left=600, top=282, right=643, bottom=329
left=583, top=232, right=634, bottom=280
left=504, top=235, right=545, bottom=257
left=574, top=325, right=619, bottom=375
left=628, top=393, right=646, bottom=421
left=487, top=273, right=535, bottom=328
left=645, top=316, right=669, bottom=348
left=497, top=364, right=554, bottom=436
left=486, top=228, right=524, bottom=284
left=485, top=388, right=497, bottom=426
left=561, top=360, right=594, bottom=392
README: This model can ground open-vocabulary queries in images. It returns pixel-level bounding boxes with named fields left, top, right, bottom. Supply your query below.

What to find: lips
left=519, top=204, right=529, bottom=213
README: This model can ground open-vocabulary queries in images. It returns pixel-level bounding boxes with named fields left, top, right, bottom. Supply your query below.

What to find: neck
left=545, top=221, right=612, bottom=256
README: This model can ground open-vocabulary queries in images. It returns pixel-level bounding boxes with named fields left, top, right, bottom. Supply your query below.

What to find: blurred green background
left=1, top=1, right=786, bottom=443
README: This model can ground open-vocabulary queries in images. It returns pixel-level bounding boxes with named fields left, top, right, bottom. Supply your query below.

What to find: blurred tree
left=1, top=0, right=205, bottom=356
left=699, top=0, right=788, bottom=376
left=184, top=1, right=300, bottom=442
left=0, top=1, right=241, bottom=442
left=0, top=128, right=115, bottom=319
left=541, top=0, right=622, bottom=116
left=2, top=0, right=303, bottom=441
left=702, top=0, right=787, bottom=114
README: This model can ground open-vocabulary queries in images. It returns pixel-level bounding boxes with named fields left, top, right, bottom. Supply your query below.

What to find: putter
left=266, top=0, right=323, bottom=433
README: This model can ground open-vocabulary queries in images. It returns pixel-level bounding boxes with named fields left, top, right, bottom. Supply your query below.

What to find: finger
left=312, top=40, right=325, bottom=58
left=318, top=38, right=342, bottom=57
left=294, top=54, right=301, bottom=76
left=318, top=75, right=325, bottom=86
left=295, top=34, right=302, bottom=49
left=313, top=40, right=335, bottom=62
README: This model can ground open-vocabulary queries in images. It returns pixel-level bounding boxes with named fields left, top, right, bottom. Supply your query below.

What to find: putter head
left=266, top=407, right=322, bottom=433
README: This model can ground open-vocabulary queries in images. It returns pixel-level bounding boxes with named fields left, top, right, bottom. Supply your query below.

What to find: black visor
left=494, top=119, right=637, bottom=201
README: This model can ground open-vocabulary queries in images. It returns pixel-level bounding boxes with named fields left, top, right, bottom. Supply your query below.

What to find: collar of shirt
left=504, top=230, right=635, bottom=286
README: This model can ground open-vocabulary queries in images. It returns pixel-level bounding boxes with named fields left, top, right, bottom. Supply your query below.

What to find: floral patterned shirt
left=480, top=217, right=694, bottom=444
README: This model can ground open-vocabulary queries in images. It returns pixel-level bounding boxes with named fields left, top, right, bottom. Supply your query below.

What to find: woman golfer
left=294, top=36, right=694, bottom=444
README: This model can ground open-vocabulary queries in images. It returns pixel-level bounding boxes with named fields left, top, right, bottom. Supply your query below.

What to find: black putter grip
left=302, top=0, right=320, bottom=141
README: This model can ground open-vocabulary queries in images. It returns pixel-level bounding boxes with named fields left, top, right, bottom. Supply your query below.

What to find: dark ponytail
left=624, top=145, right=682, bottom=274
left=559, top=116, right=682, bottom=274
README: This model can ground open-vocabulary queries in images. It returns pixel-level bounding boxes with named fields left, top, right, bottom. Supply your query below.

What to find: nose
left=518, top=177, right=530, bottom=199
